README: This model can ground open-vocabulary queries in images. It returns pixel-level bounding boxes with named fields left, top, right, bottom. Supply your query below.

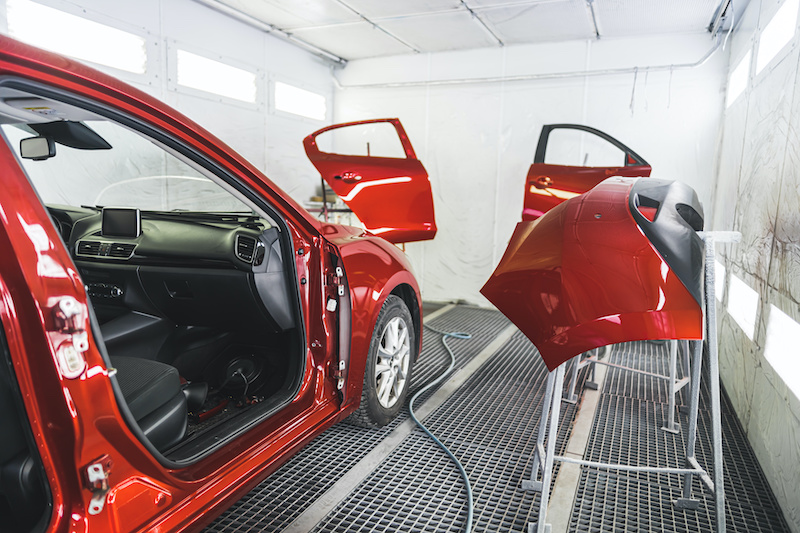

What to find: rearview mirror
left=20, top=136, right=55, bottom=160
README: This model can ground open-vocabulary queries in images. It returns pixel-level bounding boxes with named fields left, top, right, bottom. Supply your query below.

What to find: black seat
left=111, top=356, right=187, bottom=452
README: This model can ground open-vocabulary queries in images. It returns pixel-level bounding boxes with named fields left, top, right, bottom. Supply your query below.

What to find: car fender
left=320, top=224, right=422, bottom=415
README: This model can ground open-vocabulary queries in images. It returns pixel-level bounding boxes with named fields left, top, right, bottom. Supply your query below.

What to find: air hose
left=409, top=324, right=474, bottom=533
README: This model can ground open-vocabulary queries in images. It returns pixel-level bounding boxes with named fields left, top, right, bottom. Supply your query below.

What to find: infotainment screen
left=101, top=207, right=141, bottom=237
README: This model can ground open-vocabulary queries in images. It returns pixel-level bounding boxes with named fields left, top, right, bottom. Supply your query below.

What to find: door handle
left=334, top=172, right=362, bottom=184
left=533, top=176, right=552, bottom=189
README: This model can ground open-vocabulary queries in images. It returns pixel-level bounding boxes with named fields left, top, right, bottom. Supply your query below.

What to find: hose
left=409, top=324, right=474, bottom=533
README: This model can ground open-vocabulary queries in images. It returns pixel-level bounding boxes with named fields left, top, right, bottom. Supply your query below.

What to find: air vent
left=77, top=240, right=101, bottom=256
left=236, top=234, right=257, bottom=263
left=76, top=240, right=136, bottom=260
left=109, top=243, right=136, bottom=258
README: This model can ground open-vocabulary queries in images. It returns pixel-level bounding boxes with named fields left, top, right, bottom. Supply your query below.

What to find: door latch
left=84, top=456, right=112, bottom=515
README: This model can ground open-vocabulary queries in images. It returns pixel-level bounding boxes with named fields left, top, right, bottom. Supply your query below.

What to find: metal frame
left=524, top=231, right=740, bottom=533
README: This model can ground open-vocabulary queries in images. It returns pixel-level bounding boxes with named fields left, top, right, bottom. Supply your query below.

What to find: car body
left=0, top=36, right=433, bottom=532
left=484, top=177, right=704, bottom=370
left=522, top=124, right=651, bottom=221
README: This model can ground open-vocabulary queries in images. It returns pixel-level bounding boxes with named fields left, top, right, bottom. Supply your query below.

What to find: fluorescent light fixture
left=275, top=82, right=326, bottom=121
left=727, top=274, right=759, bottom=340
left=756, top=0, right=800, bottom=74
left=764, top=305, right=800, bottom=400
left=714, top=260, right=726, bottom=301
left=6, top=0, right=146, bottom=74
left=726, top=51, right=751, bottom=108
left=177, top=50, right=256, bottom=103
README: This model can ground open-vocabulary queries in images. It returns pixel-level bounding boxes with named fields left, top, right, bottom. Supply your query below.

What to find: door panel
left=522, top=124, right=651, bottom=221
left=304, top=119, right=436, bottom=244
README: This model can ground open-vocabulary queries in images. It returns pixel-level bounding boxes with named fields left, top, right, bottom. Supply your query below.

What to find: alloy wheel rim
left=374, top=316, right=410, bottom=408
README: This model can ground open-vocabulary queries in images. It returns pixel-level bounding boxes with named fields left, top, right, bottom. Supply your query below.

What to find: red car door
left=522, top=124, right=651, bottom=221
left=303, top=118, right=436, bottom=244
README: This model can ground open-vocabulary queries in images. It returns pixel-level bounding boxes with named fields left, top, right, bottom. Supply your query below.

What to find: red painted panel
left=304, top=119, right=437, bottom=244
left=484, top=177, right=702, bottom=370
left=522, top=163, right=651, bottom=221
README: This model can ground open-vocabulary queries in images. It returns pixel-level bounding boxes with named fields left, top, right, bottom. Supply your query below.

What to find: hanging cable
left=410, top=324, right=474, bottom=533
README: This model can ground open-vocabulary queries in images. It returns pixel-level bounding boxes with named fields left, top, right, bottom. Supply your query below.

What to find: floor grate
left=311, top=331, right=585, bottom=533
left=569, top=341, right=791, bottom=532
left=204, top=305, right=509, bottom=533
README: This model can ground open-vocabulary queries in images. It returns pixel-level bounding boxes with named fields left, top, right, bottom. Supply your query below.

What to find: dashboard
left=48, top=205, right=296, bottom=338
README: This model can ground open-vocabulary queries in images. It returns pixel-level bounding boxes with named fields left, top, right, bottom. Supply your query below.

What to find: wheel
left=347, top=295, right=415, bottom=428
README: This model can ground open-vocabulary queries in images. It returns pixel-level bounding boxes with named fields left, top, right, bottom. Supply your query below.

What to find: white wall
left=712, top=0, right=800, bottom=530
left=0, top=0, right=335, bottom=206
left=334, top=33, right=726, bottom=305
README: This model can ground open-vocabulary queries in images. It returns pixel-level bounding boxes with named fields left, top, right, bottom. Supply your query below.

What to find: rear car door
left=303, top=118, right=436, bottom=244
left=522, top=124, right=651, bottom=221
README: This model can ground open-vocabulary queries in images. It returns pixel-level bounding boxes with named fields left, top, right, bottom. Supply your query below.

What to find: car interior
left=0, top=85, right=307, bottom=476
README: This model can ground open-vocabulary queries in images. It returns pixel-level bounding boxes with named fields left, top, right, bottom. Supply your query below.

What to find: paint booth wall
left=712, top=0, right=800, bottom=529
left=0, top=0, right=334, bottom=206
left=334, top=34, right=726, bottom=305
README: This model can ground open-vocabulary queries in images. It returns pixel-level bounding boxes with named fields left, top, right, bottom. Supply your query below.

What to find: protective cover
left=304, top=118, right=437, bottom=244
left=482, top=177, right=704, bottom=370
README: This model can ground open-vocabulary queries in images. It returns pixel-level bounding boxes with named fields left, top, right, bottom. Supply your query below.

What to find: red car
left=0, top=36, right=435, bottom=532
left=522, top=124, right=651, bottom=221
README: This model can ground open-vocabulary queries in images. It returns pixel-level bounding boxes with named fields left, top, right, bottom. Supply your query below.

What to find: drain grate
left=570, top=343, right=791, bottom=533
left=311, top=331, right=585, bottom=533
left=204, top=305, right=509, bottom=533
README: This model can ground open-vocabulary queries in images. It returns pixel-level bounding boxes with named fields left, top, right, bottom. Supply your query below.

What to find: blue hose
left=409, top=324, right=474, bottom=533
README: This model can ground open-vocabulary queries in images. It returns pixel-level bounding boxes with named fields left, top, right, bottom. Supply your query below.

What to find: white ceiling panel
left=290, top=22, right=414, bottom=59
left=217, top=0, right=359, bottom=29
left=198, top=0, right=730, bottom=61
left=594, top=1, right=720, bottom=37
left=379, top=11, right=499, bottom=52
left=343, top=0, right=462, bottom=19
left=480, top=0, right=595, bottom=44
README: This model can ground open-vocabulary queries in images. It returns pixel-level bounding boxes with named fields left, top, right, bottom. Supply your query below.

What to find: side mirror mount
left=20, top=136, right=55, bottom=160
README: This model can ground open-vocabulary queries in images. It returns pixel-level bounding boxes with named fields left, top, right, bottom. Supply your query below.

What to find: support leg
left=564, top=354, right=582, bottom=404
left=528, top=364, right=565, bottom=533
left=679, top=339, right=692, bottom=414
left=704, top=238, right=726, bottom=533
left=675, top=339, right=703, bottom=510
left=523, top=368, right=558, bottom=492
left=662, top=340, right=680, bottom=433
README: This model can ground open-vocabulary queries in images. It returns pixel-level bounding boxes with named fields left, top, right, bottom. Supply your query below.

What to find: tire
left=347, top=295, right=415, bottom=428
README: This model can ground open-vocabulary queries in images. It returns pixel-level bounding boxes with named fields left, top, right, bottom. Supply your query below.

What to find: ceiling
left=198, top=0, right=730, bottom=63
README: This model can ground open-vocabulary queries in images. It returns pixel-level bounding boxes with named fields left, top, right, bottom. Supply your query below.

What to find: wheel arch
left=390, top=283, right=420, bottom=362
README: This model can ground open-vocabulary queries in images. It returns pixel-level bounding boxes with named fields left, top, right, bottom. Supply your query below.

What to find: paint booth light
left=275, top=82, right=326, bottom=121
left=714, top=260, right=726, bottom=301
left=177, top=50, right=257, bottom=104
left=764, top=305, right=800, bottom=400
left=756, top=0, right=800, bottom=74
left=7, top=0, right=146, bottom=74
left=726, top=51, right=750, bottom=108
left=727, top=274, right=759, bottom=340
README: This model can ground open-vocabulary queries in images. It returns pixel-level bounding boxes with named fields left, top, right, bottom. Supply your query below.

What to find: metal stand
left=524, top=231, right=738, bottom=533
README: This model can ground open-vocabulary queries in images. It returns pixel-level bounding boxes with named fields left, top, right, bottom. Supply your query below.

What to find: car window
left=544, top=128, right=627, bottom=167
left=1, top=120, right=252, bottom=213
left=314, top=121, right=406, bottom=158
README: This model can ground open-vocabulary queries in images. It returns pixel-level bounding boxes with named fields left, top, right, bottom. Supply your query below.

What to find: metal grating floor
left=206, top=308, right=790, bottom=533
left=570, top=341, right=791, bottom=533
left=204, top=305, right=510, bottom=533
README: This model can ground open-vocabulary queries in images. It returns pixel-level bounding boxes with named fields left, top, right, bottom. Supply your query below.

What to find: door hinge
left=331, top=360, right=346, bottom=390
left=84, top=456, right=112, bottom=515
left=53, top=297, right=88, bottom=379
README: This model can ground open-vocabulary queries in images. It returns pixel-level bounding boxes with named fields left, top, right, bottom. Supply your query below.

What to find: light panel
left=176, top=50, right=257, bottom=103
left=727, top=274, right=759, bottom=340
left=764, top=305, right=800, bottom=400
left=726, top=50, right=751, bottom=108
left=756, top=0, right=800, bottom=74
left=274, top=82, right=326, bottom=121
left=7, top=0, right=146, bottom=74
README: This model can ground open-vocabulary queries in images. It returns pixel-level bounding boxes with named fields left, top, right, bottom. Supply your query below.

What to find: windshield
left=1, top=119, right=252, bottom=213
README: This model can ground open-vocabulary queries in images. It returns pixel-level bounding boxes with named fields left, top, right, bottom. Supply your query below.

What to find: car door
left=522, top=124, right=651, bottom=221
left=303, top=118, right=436, bottom=244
